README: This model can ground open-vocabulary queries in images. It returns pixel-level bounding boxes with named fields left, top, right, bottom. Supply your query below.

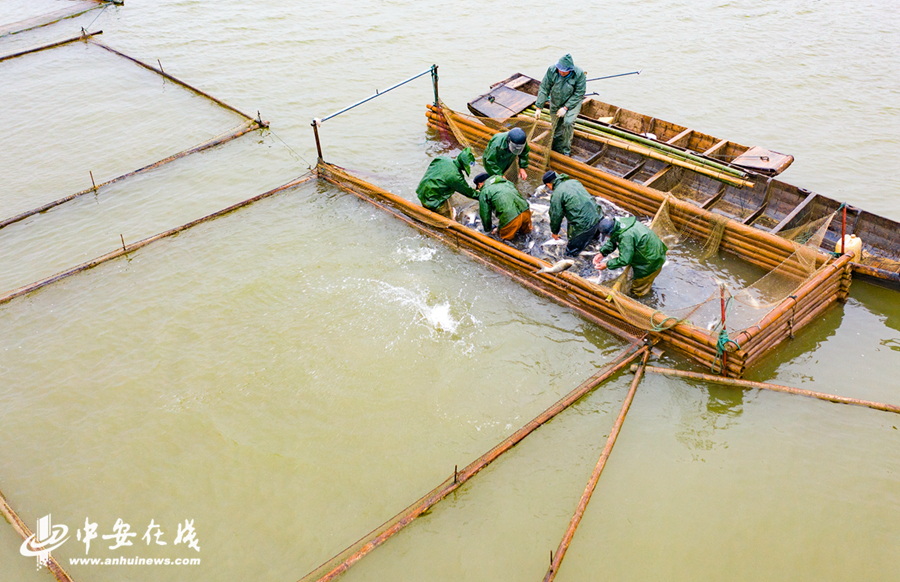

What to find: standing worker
left=416, top=147, right=478, bottom=218
left=482, top=127, right=529, bottom=180
left=474, top=173, right=532, bottom=241
left=542, top=171, right=603, bottom=256
left=534, top=54, right=586, bottom=156
left=592, top=216, right=668, bottom=297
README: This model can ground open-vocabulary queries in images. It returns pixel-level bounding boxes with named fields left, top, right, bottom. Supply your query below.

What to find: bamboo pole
left=0, top=121, right=260, bottom=231
left=544, top=350, right=651, bottom=582
left=299, top=345, right=649, bottom=582
left=90, top=40, right=264, bottom=125
left=0, top=31, right=102, bottom=63
left=0, top=1, right=105, bottom=37
left=0, top=174, right=315, bottom=307
left=0, top=487, right=75, bottom=582
left=639, top=366, right=900, bottom=414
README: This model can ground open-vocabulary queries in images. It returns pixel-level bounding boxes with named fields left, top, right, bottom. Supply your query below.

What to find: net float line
left=0, top=173, right=315, bottom=307
left=639, top=366, right=900, bottom=415
left=0, top=30, right=102, bottom=63
left=0, top=120, right=261, bottom=231
left=543, top=349, right=650, bottom=582
left=0, top=0, right=116, bottom=38
left=0, top=487, right=75, bottom=582
left=90, top=40, right=265, bottom=125
left=298, top=344, right=649, bottom=582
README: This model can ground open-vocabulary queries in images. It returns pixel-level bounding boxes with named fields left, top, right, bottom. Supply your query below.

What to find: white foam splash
left=397, top=245, right=437, bottom=262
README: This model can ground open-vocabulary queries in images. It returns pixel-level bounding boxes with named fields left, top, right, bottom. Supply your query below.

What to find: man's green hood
left=557, top=53, right=575, bottom=72
left=455, top=147, right=475, bottom=176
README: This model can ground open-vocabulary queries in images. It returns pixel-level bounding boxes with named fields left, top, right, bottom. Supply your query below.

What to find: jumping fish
left=536, top=259, right=575, bottom=275
left=541, top=238, right=567, bottom=247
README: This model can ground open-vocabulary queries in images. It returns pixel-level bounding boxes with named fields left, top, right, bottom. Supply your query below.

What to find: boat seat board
left=732, top=146, right=794, bottom=175
left=468, top=85, right=536, bottom=119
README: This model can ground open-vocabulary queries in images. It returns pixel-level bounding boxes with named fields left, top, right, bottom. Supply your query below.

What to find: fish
left=530, top=203, right=550, bottom=214
left=536, top=259, right=575, bottom=274
left=579, top=250, right=599, bottom=257
left=457, top=207, right=478, bottom=226
left=541, top=238, right=567, bottom=247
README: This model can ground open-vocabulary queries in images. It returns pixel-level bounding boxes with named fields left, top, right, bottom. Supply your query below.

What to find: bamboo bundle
left=0, top=174, right=315, bottom=306
left=0, top=487, right=75, bottom=582
left=298, top=344, right=648, bottom=582
left=0, top=121, right=261, bottom=231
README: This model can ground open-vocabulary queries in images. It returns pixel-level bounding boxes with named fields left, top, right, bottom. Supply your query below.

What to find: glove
left=533, top=107, right=541, bottom=120
left=556, top=107, right=567, bottom=119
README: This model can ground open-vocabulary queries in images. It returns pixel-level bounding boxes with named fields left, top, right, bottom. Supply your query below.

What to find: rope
left=84, top=2, right=109, bottom=32
left=711, top=296, right=740, bottom=373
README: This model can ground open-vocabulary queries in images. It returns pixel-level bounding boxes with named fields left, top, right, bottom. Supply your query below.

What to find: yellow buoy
left=835, top=234, right=863, bottom=262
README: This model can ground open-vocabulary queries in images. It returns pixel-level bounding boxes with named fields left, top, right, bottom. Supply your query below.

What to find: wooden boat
left=468, top=74, right=900, bottom=287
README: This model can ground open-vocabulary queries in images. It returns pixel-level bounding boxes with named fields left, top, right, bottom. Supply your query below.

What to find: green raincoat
left=482, top=131, right=530, bottom=177
left=416, top=148, right=477, bottom=211
left=599, top=216, right=668, bottom=279
left=535, top=54, right=586, bottom=155
left=549, top=174, right=602, bottom=239
left=478, top=176, right=529, bottom=232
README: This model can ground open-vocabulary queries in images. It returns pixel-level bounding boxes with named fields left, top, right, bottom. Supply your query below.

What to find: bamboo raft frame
left=0, top=0, right=119, bottom=38
left=0, top=487, right=75, bottom=582
left=0, top=174, right=315, bottom=307
left=398, top=109, right=854, bottom=375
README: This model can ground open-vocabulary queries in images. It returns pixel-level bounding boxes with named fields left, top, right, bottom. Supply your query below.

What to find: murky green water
left=1, top=1, right=898, bottom=581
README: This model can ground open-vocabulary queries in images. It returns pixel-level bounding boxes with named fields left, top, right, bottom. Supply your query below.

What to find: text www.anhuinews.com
left=68, top=556, right=201, bottom=566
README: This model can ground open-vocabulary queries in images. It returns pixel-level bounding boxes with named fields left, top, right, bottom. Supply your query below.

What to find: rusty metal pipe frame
left=544, top=349, right=650, bottom=582
left=298, top=345, right=649, bottom=582
left=0, top=121, right=260, bottom=231
left=0, top=174, right=315, bottom=307
left=640, top=366, right=900, bottom=415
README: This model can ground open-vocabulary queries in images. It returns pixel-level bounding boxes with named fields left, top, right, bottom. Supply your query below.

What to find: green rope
left=711, top=297, right=741, bottom=374
left=650, top=311, right=680, bottom=332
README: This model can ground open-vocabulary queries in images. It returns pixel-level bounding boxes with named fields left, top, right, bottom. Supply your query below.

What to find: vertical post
left=431, top=64, right=439, bottom=107
left=720, top=284, right=727, bottom=376
left=840, top=204, right=847, bottom=254
left=312, top=119, right=323, bottom=161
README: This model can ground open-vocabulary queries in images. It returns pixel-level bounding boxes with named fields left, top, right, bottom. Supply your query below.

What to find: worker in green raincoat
left=542, top=171, right=603, bottom=256
left=416, top=147, right=477, bottom=218
left=534, top=53, right=586, bottom=156
left=593, top=216, right=668, bottom=297
left=482, top=127, right=529, bottom=180
left=473, top=173, right=532, bottom=241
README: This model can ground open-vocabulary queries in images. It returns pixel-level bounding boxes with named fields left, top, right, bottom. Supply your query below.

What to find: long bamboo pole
left=299, top=345, right=649, bottom=582
left=0, top=1, right=106, bottom=37
left=0, top=121, right=260, bottom=231
left=639, top=366, right=900, bottom=414
left=0, top=31, right=102, bottom=63
left=0, top=174, right=315, bottom=307
left=543, top=350, right=651, bottom=582
left=0, top=487, right=75, bottom=582
left=90, top=40, right=263, bottom=125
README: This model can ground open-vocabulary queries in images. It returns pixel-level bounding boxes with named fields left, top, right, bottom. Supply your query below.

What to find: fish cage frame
left=0, top=31, right=268, bottom=230
left=318, top=157, right=852, bottom=378
left=0, top=0, right=121, bottom=38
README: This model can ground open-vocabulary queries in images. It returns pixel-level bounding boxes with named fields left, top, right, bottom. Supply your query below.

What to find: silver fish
left=536, top=259, right=575, bottom=274
left=530, top=203, right=550, bottom=214
left=541, top=239, right=567, bottom=247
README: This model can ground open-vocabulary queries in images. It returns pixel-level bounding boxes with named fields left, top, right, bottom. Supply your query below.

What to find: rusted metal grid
left=0, top=33, right=268, bottom=230
left=318, top=160, right=853, bottom=377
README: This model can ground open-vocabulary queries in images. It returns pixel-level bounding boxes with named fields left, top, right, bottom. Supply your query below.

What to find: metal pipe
left=544, top=349, right=651, bottom=582
left=431, top=64, right=439, bottom=107
left=586, top=70, right=642, bottom=82
left=312, top=120, right=324, bottom=161
left=638, top=366, right=900, bottom=415
left=319, top=66, right=435, bottom=123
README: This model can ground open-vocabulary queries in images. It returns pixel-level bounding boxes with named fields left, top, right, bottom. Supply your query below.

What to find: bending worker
left=543, top=170, right=603, bottom=256
left=416, top=147, right=478, bottom=218
left=482, top=127, right=529, bottom=180
left=534, top=53, right=586, bottom=156
left=592, top=216, right=668, bottom=297
left=474, top=172, right=532, bottom=241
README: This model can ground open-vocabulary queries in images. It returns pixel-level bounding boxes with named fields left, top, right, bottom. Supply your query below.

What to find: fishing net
left=437, top=101, right=555, bottom=185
